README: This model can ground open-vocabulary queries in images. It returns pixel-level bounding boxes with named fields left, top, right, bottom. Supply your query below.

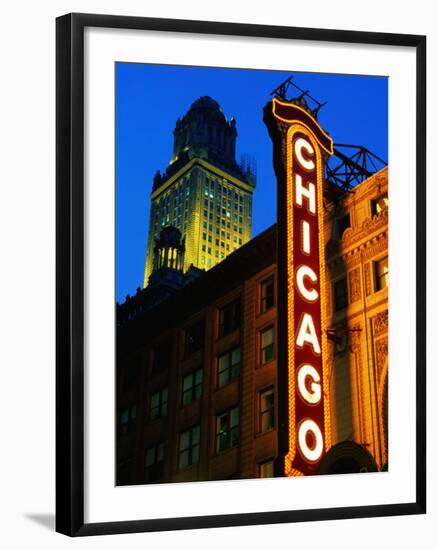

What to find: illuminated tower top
left=173, top=96, right=237, bottom=166
left=144, top=96, right=256, bottom=287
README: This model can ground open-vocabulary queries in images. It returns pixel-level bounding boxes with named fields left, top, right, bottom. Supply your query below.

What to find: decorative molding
left=364, top=262, right=372, bottom=296
left=349, top=267, right=361, bottom=303
left=375, top=339, right=389, bottom=383
left=350, top=324, right=361, bottom=353
left=373, top=310, right=389, bottom=337
left=341, top=205, right=388, bottom=249
left=326, top=230, right=388, bottom=271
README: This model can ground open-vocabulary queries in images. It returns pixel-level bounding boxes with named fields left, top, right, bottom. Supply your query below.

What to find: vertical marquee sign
left=264, top=98, right=334, bottom=476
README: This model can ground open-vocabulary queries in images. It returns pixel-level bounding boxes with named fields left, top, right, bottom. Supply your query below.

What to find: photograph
left=115, top=63, right=389, bottom=485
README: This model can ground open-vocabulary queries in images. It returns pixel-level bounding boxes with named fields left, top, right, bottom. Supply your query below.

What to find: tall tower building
left=143, top=96, right=256, bottom=287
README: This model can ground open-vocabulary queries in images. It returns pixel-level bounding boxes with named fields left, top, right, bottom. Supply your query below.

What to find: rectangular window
left=259, top=387, right=275, bottom=432
left=219, top=299, right=241, bottom=336
left=371, top=193, right=388, bottom=216
left=150, top=388, right=168, bottom=419
left=217, top=347, right=240, bottom=387
left=260, top=276, right=274, bottom=313
left=119, top=405, right=137, bottom=435
left=179, top=426, right=200, bottom=469
left=216, top=407, right=239, bottom=453
left=260, top=327, right=274, bottom=364
left=182, top=368, right=203, bottom=406
left=144, top=442, right=164, bottom=483
left=375, top=256, right=389, bottom=291
left=258, top=459, right=274, bottom=478
left=334, top=277, right=348, bottom=311
left=185, top=320, right=204, bottom=356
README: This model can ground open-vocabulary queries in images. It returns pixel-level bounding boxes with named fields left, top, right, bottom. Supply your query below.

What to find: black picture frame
left=56, top=12, right=426, bottom=537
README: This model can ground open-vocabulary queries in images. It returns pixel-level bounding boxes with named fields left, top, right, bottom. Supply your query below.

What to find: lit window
left=259, top=459, right=274, bottom=478
left=334, top=277, right=348, bottom=311
left=261, top=277, right=274, bottom=313
left=218, top=347, right=240, bottom=387
left=259, top=387, right=275, bottom=432
left=179, top=426, right=200, bottom=469
left=216, top=407, right=239, bottom=453
left=144, top=442, right=164, bottom=483
left=260, top=327, right=274, bottom=364
left=150, top=388, right=168, bottom=419
left=119, top=405, right=136, bottom=435
left=219, top=299, right=241, bottom=336
left=182, top=368, right=203, bottom=406
left=375, top=256, right=388, bottom=291
left=371, top=193, right=388, bottom=216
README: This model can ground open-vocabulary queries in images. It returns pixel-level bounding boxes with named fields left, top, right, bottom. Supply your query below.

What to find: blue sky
left=116, top=63, right=388, bottom=302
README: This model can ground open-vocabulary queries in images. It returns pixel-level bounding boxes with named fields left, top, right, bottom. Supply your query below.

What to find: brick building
left=116, top=166, right=388, bottom=485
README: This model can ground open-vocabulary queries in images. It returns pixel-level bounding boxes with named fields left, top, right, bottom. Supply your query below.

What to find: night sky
left=116, top=63, right=388, bottom=302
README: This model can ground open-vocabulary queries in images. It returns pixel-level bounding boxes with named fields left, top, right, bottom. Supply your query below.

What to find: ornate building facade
left=117, top=167, right=388, bottom=484
left=143, top=97, right=256, bottom=286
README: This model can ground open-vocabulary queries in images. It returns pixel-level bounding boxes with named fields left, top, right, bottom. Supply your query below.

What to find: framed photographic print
left=56, top=12, right=426, bottom=536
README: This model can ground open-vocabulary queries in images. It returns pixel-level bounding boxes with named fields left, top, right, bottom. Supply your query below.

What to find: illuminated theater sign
left=264, top=98, right=334, bottom=476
